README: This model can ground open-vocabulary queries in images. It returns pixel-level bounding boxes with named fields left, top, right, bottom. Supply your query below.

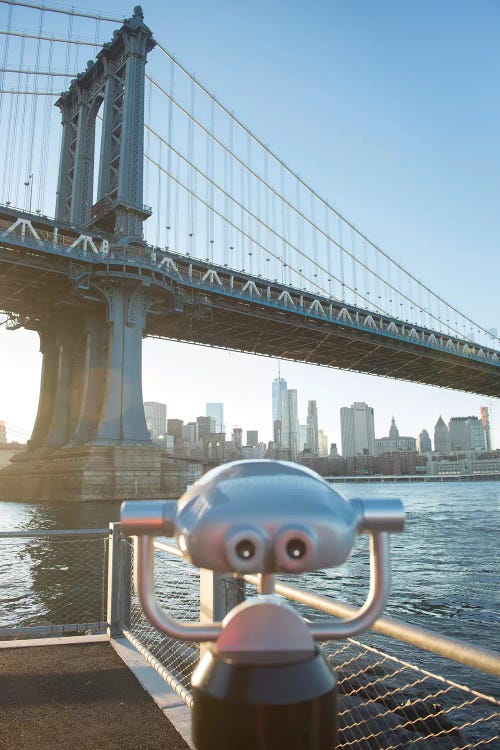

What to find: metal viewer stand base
left=191, top=647, right=337, bottom=750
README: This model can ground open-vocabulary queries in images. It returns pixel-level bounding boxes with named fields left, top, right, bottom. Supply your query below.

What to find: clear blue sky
left=0, top=0, right=499, bottom=446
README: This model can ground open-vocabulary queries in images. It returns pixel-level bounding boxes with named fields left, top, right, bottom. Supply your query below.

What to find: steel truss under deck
left=1, top=206, right=498, bottom=398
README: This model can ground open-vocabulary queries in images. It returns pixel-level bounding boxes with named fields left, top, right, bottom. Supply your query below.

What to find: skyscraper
left=167, top=419, right=183, bottom=440
left=206, top=403, right=224, bottom=433
left=232, top=427, right=243, bottom=448
left=306, top=400, right=319, bottom=455
left=197, top=415, right=216, bottom=437
left=246, top=430, right=258, bottom=447
left=299, top=424, right=308, bottom=453
left=480, top=406, right=493, bottom=450
left=434, top=416, right=451, bottom=453
left=182, top=422, right=198, bottom=444
left=468, top=418, right=486, bottom=451
left=318, top=429, right=329, bottom=457
left=281, top=388, right=299, bottom=459
left=417, top=429, right=432, bottom=452
left=340, top=402, right=375, bottom=457
left=449, top=417, right=485, bottom=451
left=272, top=376, right=287, bottom=437
left=144, top=401, right=167, bottom=439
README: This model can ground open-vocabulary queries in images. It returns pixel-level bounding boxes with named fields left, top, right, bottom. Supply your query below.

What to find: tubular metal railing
left=1, top=527, right=498, bottom=748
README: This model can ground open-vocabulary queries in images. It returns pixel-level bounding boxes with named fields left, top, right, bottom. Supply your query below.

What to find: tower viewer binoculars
left=121, top=459, right=404, bottom=749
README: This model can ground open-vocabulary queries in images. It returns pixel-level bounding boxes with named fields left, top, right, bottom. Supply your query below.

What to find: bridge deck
left=0, top=640, right=191, bottom=750
left=1, top=206, right=498, bottom=397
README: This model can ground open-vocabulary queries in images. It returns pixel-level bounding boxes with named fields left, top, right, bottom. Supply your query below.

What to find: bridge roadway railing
left=0, top=206, right=499, bottom=368
left=1, top=525, right=499, bottom=746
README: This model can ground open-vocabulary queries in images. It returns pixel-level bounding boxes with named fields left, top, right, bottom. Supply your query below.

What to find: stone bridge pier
left=0, top=283, right=169, bottom=501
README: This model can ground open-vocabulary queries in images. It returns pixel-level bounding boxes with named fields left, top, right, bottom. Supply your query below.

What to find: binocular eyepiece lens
left=225, top=527, right=266, bottom=571
left=235, top=539, right=256, bottom=561
left=286, top=538, right=307, bottom=560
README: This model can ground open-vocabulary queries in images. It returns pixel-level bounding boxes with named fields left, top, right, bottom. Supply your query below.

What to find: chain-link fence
left=327, top=639, right=499, bottom=749
left=123, top=536, right=201, bottom=687
left=123, top=536, right=499, bottom=749
left=0, top=530, right=109, bottom=638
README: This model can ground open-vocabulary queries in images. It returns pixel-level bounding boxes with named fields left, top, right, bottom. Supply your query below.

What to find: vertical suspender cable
left=263, top=150, right=270, bottom=279
left=36, top=40, right=54, bottom=212
left=279, top=166, right=286, bottom=284
left=0, top=0, right=14, bottom=135
left=363, top=240, right=369, bottom=311
left=188, top=79, right=195, bottom=256
left=375, top=241, right=381, bottom=313
left=351, top=227, right=357, bottom=308
left=144, top=75, right=152, bottom=220
left=1, top=86, right=14, bottom=201
left=173, top=146, right=180, bottom=254
left=64, top=12, right=73, bottom=77
left=325, top=204, right=332, bottom=299
left=223, top=120, right=229, bottom=263
left=239, top=142, right=245, bottom=270
left=13, top=41, right=29, bottom=206
left=285, top=178, right=292, bottom=286
left=165, top=59, right=174, bottom=249
left=295, top=178, right=302, bottom=287
left=311, top=194, right=318, bottom=293
left=205, top=111, right=210, bottom=259
left=386, top=258, right=392, bottom=317
left=269, top=161, right=276, bottom=282
left=338, top=218, right=345, bottom=302
left=228, top=115, right=234, bottom=260
left=255, top=156, right=261, bottom=277
left=24, top=8, right=45, bottom=210
left=209, top=99, right=215, bottom=263
left=246, top=133, right=252, bottom=274
left=156, top=135, right=162, bottom=247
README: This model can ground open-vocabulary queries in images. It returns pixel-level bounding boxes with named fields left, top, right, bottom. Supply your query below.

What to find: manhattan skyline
left=0, top=0, right=498, bottom=446
left=2, top=335, right=498, bottom=448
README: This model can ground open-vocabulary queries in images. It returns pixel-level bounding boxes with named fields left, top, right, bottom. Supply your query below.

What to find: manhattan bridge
left=0, top=2, right=498, bottom=500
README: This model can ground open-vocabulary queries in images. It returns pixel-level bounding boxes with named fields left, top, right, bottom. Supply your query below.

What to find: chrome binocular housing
left=121, top=460, right=404, bottom=644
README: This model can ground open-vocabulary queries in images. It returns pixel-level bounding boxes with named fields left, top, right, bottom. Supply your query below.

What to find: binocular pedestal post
left=192, top=646, right=337, bottom=750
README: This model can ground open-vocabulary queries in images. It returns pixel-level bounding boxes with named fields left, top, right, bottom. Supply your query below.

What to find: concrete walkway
left=0, top=638, right=192, bottom=750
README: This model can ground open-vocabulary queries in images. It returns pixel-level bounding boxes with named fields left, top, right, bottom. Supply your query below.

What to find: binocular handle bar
left=135, top=535, right=222, bottom=642
left=310, top=531, right=389, bottom=640
left=133, top=530, right=391, bottom=643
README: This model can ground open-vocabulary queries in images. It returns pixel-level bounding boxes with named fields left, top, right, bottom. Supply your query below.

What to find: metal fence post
left=199, top=570, right=245, bottom=655
left=107, top=522, right=129, bottom=637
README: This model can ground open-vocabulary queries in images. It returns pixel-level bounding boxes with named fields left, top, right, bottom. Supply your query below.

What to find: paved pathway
left=0, top=641, right=191, bottom=749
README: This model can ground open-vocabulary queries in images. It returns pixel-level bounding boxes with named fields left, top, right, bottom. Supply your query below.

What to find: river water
left=0, top=480, right=498, bottom=695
